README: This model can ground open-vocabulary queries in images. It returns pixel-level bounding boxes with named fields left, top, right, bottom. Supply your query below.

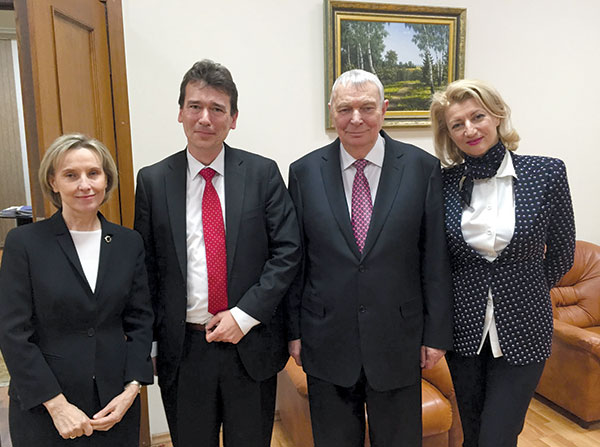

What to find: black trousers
left=446, top=340, right=545, bottom=447
left=9, top=382, right=140, bottom=447
left=162, top=326, right=277, bottom=447
left=307, top=370, right=421, bottom=447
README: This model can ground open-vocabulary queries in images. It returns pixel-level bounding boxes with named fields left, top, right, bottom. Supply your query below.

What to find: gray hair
left=330, top=69, right=385, bottom=106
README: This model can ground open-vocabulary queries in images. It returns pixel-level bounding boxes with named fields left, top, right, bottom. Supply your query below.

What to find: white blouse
left=461, top=150, right=516, bottom=358
left=69, top=229, right=102, bottom=292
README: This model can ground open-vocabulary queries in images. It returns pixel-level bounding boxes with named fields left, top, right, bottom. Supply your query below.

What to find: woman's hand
left=43, top=394, right=93, bottom=439
left=90, top=383, right=139, bottom=431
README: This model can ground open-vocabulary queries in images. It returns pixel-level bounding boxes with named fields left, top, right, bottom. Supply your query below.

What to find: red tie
left=200, top=168, right=228, bottom=315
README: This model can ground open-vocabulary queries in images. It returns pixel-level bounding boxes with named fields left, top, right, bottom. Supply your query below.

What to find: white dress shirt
left=461, top=150, right=516, bottom=358
left=339, top=134, right=385, bottom=214
left=70, top=229, right=101, bottom=292
left=186, top=147, right=259, bottom=334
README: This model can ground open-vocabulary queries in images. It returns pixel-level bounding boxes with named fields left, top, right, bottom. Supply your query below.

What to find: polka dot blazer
left=442, top=153, right=575, bottom=365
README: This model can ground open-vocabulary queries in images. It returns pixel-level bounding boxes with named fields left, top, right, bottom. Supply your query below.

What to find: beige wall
left=121, top=0, right=600, bottom=436
left=0, top=10, right=15, bottom=29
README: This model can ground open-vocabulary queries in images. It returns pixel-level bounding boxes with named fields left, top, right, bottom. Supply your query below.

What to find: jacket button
left=180, top=319, right=186, bottom=326
left=358, top=265, right=365, bottom=273
left=87, top=328, right=95, bottom=337
left=359, top=305, right=366, bottom=313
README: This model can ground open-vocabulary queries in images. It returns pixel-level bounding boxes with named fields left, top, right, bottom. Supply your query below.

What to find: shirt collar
left=187, top=144, right=226, bottom=178
left=496, top=149, right=517, bottom=180
left=340, top=134, right=385, bottom=171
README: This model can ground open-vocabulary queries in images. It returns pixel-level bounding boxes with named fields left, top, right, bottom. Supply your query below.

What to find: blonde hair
left=430, top=79, right=520, bottom=167
left=39, top=133, right=118, bottom=209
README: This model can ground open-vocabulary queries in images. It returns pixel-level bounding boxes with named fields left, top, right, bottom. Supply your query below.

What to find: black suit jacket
left=134, top=144, right=301, bottom=388
left=286, top=131, right=453, bottom=391
left=0, top=212, right=154, bottom=413
left=442, top=153, right=575, bottom=365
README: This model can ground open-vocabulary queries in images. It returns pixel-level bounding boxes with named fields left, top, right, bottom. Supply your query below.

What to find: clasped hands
left=205, top=310, right=244, bottom=344
left=43, top=382, right=139, bottom=440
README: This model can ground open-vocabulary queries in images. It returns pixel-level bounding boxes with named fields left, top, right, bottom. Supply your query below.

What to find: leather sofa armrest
left=421, top=356, right=454, bottom=399
left=553, top=319, right=600, bottom=358
left=283, top=358, right=309, bottom=397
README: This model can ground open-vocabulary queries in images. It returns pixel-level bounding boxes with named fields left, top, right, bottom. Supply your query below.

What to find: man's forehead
left=186, top=82, right=230, bottom=103
left=333, top=81, right=380, bottom=103
left=334, top=91, right=379, bottom=105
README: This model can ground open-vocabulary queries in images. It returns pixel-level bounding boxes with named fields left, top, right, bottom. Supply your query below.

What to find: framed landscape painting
left=325, top=1, right=466, bottom=127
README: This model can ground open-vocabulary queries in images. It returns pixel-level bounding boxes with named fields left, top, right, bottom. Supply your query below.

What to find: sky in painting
left=383, top=22, right=421, bottom=65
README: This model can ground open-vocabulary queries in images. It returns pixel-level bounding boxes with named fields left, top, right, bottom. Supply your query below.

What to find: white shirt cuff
left=151, top=341, right=158, bottom=358
left=230, top=307, right=260, bottom=335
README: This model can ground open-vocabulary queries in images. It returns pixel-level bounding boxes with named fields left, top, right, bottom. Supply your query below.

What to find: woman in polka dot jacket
left=429, top=79, right=575, bottom=447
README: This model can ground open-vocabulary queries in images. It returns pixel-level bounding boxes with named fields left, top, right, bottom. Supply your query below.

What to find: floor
left=0, top=385, right=598, bottom=447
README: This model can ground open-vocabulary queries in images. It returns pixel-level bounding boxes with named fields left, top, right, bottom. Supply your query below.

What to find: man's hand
left=420, top=345, right=446, bottom=370
left=288, top=339, right=302, bottom=366
left=91, top=384, right=139, bottom=431
left=205, top=310, right=244, bottom=344
left=43, top=394, right=93, bottom=439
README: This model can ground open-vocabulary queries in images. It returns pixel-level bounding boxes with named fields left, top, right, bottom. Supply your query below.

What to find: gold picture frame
left=325, top=1, right=466, bottom=127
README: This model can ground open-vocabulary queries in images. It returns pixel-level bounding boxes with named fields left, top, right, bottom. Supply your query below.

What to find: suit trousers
left=168, top=326, right=277, bottom=447
left=446, top=339, right=545, bottom=447
left=307, top=370, right=421, bottom=447
left=8, top=382, right=140, bottom=447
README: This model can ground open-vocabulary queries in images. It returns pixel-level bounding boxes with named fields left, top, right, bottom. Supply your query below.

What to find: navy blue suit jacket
left=134, top=145, right=301, bottom=388
left=442, top=153, right=575, bottom=365
left=286, top=131, right=453, bottom=391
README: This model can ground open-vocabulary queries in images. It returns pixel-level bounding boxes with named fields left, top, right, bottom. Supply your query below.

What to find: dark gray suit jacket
left=134, top=144, right=301, bottom=388
left=286, top=131, right=453, bottom=391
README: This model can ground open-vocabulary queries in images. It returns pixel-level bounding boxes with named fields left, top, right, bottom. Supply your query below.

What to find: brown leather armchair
left=277, top=356, right=463, bottom=447
left=536, top=240, right=600, bottom=425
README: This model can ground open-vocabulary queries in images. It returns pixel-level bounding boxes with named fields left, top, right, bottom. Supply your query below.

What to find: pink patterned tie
left=200, top=168, right=228, bottom=315
left=351, top=159, right=372, bottom=253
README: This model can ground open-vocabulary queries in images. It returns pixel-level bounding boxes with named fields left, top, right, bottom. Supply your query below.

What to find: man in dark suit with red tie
left=134, top=60, right=301, bottom=447
left=286, top=69, right=453, bottom=446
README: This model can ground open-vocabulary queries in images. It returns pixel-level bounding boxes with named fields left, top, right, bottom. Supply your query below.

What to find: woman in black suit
left=429, top=80, right=575, bottom=447
left=0, top=134, right=153, bottom=445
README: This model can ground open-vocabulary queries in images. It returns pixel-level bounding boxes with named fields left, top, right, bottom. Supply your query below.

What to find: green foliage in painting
left=340, top=20, right=450, bottom=112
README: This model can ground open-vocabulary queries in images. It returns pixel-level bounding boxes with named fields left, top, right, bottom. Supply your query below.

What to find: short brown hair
left=178, top=59, right=238, bottom=115
left=39, top=133, right=118, bottom=209
left=430, top=79, right=520, bottom=167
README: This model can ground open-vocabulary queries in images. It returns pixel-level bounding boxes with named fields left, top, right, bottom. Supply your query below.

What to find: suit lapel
left=498, top=153, right=541, bottom=259
left=320, top=141, right=361, bottom=260
left=165, top=150, right=188, bottom=283
left=444, top=165, right=477, bottom=258
left=224, top=145, right=246, bottom=278
left=51, top=211, right=101, bottom=296
left=94, top=214, right=113, bottom=297
left=446, top=167, right=485, bottom=260
left=361, top=134, right=405, bottom=259
left=52, top=212, right=89, bottom=291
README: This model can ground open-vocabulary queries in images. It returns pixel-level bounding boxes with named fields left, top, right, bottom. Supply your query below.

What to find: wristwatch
left=125, top=380, right=142, bottom=393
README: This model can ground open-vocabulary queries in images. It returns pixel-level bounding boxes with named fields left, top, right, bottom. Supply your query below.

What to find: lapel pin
left=104, top=235, right=112, bottom=244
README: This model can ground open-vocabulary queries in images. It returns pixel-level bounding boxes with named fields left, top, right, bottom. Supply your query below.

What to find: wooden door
left=14, top=0, right=127, bottom=224
left=12, top=1, right=149, bottom=445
